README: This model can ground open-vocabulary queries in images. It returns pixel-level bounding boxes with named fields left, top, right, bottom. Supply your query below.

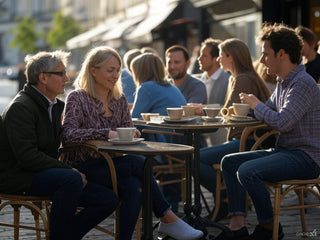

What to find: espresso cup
left=233, top=103, right=250, bottom=116
left=181, top=105, right=196, bottom=116
left=203, top=107, right=220, bottom=118
left=166, top=108, right=183, bottom=120
left=116, top=127, right=136, bottom=141
left=141, top=113, right=160, bottom=121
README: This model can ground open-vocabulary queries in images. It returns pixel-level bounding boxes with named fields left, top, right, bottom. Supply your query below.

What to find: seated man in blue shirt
left=216, top=23, right=320, bottom=240
left=165, top=45, right=207, bottom=104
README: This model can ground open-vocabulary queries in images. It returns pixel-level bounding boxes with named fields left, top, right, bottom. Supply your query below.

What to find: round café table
left=88, top=140, right=194, bottom=240
left=133, top=116, right=262, bottom=238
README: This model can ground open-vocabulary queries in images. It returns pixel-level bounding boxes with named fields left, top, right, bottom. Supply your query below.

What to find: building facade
left=1, top=0, right=320, bottom=72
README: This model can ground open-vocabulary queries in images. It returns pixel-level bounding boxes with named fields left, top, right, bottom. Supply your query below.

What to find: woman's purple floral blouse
left=61, top=89, right=133, bottom=167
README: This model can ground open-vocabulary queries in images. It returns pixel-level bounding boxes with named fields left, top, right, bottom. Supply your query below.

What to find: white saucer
left=108, top=138, right=144, bottom=145
left=201, top=116, right=222, bottom=122
left=231, top=114, right=252, bottom=119
left=229, top=117, right=258, bottom=122
left=163, top=116, right=200, bottom=123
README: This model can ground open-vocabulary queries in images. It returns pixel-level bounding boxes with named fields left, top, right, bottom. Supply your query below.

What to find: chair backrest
left=239, top=123, right=279, bottom=152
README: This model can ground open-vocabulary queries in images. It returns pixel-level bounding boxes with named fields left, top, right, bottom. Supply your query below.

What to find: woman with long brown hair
left=199, top=38, right=271, bottom=222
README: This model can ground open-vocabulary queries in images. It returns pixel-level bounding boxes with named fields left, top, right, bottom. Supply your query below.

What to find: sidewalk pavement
left=1, top=186, right=320, bottom=239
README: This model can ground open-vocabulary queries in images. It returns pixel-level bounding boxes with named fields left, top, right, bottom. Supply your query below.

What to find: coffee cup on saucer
left=203, top=107, right=220, bottom=118
left=116, top=127, right=136, bottom=141
left=141, top=113, right=160, bottom=121
left=167, top=108, right=183, bottom=120
left=232, top=103, right=250, bottom=117
left=181, top=105, right=196, bottom=116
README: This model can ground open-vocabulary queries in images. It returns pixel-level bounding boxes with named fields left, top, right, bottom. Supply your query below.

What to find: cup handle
left=229, top=106, right=234, bottom=116
left=220, top=108, right=229, bottom=118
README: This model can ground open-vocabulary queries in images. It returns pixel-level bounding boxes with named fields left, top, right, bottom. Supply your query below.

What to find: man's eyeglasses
left=42, top=71, right=67, bottom=77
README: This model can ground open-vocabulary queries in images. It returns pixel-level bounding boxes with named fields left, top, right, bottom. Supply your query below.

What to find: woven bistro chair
left=0, top=194, right=51, bottom=240
left=207, top=123, right=278, bottom=221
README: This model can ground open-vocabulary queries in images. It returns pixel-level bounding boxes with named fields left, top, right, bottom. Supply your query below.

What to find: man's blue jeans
left=26, top=168, right=118, bottom=240
left=221, top=148, right=320, bottom=224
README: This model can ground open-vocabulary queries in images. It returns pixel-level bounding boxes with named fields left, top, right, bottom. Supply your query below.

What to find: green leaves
left=47, top=11, right=81, bottom=48
left=9, top=11, right=81, bottom=53
left=9, top=17, right=39, bottom=53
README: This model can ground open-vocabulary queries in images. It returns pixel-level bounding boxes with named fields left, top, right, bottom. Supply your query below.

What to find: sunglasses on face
left=42, top=71, right=67, bottom=77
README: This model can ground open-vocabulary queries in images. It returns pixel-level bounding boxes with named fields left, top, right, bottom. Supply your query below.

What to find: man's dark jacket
left=0, top=83, right=70, bottom=194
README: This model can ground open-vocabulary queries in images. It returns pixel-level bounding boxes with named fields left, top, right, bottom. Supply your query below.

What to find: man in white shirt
left=198, top=38, right=229, bottom=106
left=198, top=38, right=230, bottom=146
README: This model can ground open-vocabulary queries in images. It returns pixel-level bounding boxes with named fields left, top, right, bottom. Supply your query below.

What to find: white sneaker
left=158, top=219, right=204, bottom=240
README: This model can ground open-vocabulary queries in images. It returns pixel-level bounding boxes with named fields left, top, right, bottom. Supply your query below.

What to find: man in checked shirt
left=215, top=22, right=320, bottom=240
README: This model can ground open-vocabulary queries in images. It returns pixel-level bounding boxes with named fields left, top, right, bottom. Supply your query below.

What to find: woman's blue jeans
left=26, top=168, right=118, bottom=240
left=221, top=148, right=320, bottom=224
left=199, top=139, right=254, bottom=199
left=78, top=154, right=171, bottom=240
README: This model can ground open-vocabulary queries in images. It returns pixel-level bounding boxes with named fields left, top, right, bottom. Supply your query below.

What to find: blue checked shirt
left=254, top=64, right=320, bottom=167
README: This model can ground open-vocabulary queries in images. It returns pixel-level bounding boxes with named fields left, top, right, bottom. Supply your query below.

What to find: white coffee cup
left=203, top=107, right=220, bottom=118
left=181, top=105, right=196, bottom=116
left=166, top=108, right=183, bottom=120
left=232, top=103, right=250, bottom=116
left=116, top=127, right=136, bottom=141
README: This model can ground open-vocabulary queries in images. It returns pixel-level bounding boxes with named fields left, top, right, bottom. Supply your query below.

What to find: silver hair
left=24, top=50, right=71, bottom=84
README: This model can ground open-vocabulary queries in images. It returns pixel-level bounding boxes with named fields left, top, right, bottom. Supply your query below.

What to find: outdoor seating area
left=1, top=18, right=319, bottom=239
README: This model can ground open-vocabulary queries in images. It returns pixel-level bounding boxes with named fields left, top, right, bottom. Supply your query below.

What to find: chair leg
left=13, top=205, right=20, bottom=240
left=211, top=168, right=223, bottom=221
left=44, top=201, right=51, bottom=240
left=31, top=208, right=41, bottom=240
left=200, top=188, right=211, bottom=214
left=272, top=186, right=281, bottom=240
left=297, top=188, right=307, bottom=233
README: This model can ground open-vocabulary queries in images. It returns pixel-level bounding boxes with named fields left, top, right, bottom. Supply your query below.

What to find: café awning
left=66, top=24, right=111, bottom=49
left=126, top=0, right=179, bottom=41
left=101, top=16, right=143, bottom=41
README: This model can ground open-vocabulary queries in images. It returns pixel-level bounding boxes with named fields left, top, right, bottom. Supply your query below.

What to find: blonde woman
left=62, top=46, right=203, bottom=240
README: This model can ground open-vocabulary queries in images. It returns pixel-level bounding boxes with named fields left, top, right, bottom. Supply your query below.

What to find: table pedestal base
left=182, top=203, right=231, bottom=239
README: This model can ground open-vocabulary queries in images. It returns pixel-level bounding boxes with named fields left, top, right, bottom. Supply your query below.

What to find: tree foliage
left=47, top=11, right=81, bottom=49
left=9, top=17, right=39, bottom=54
